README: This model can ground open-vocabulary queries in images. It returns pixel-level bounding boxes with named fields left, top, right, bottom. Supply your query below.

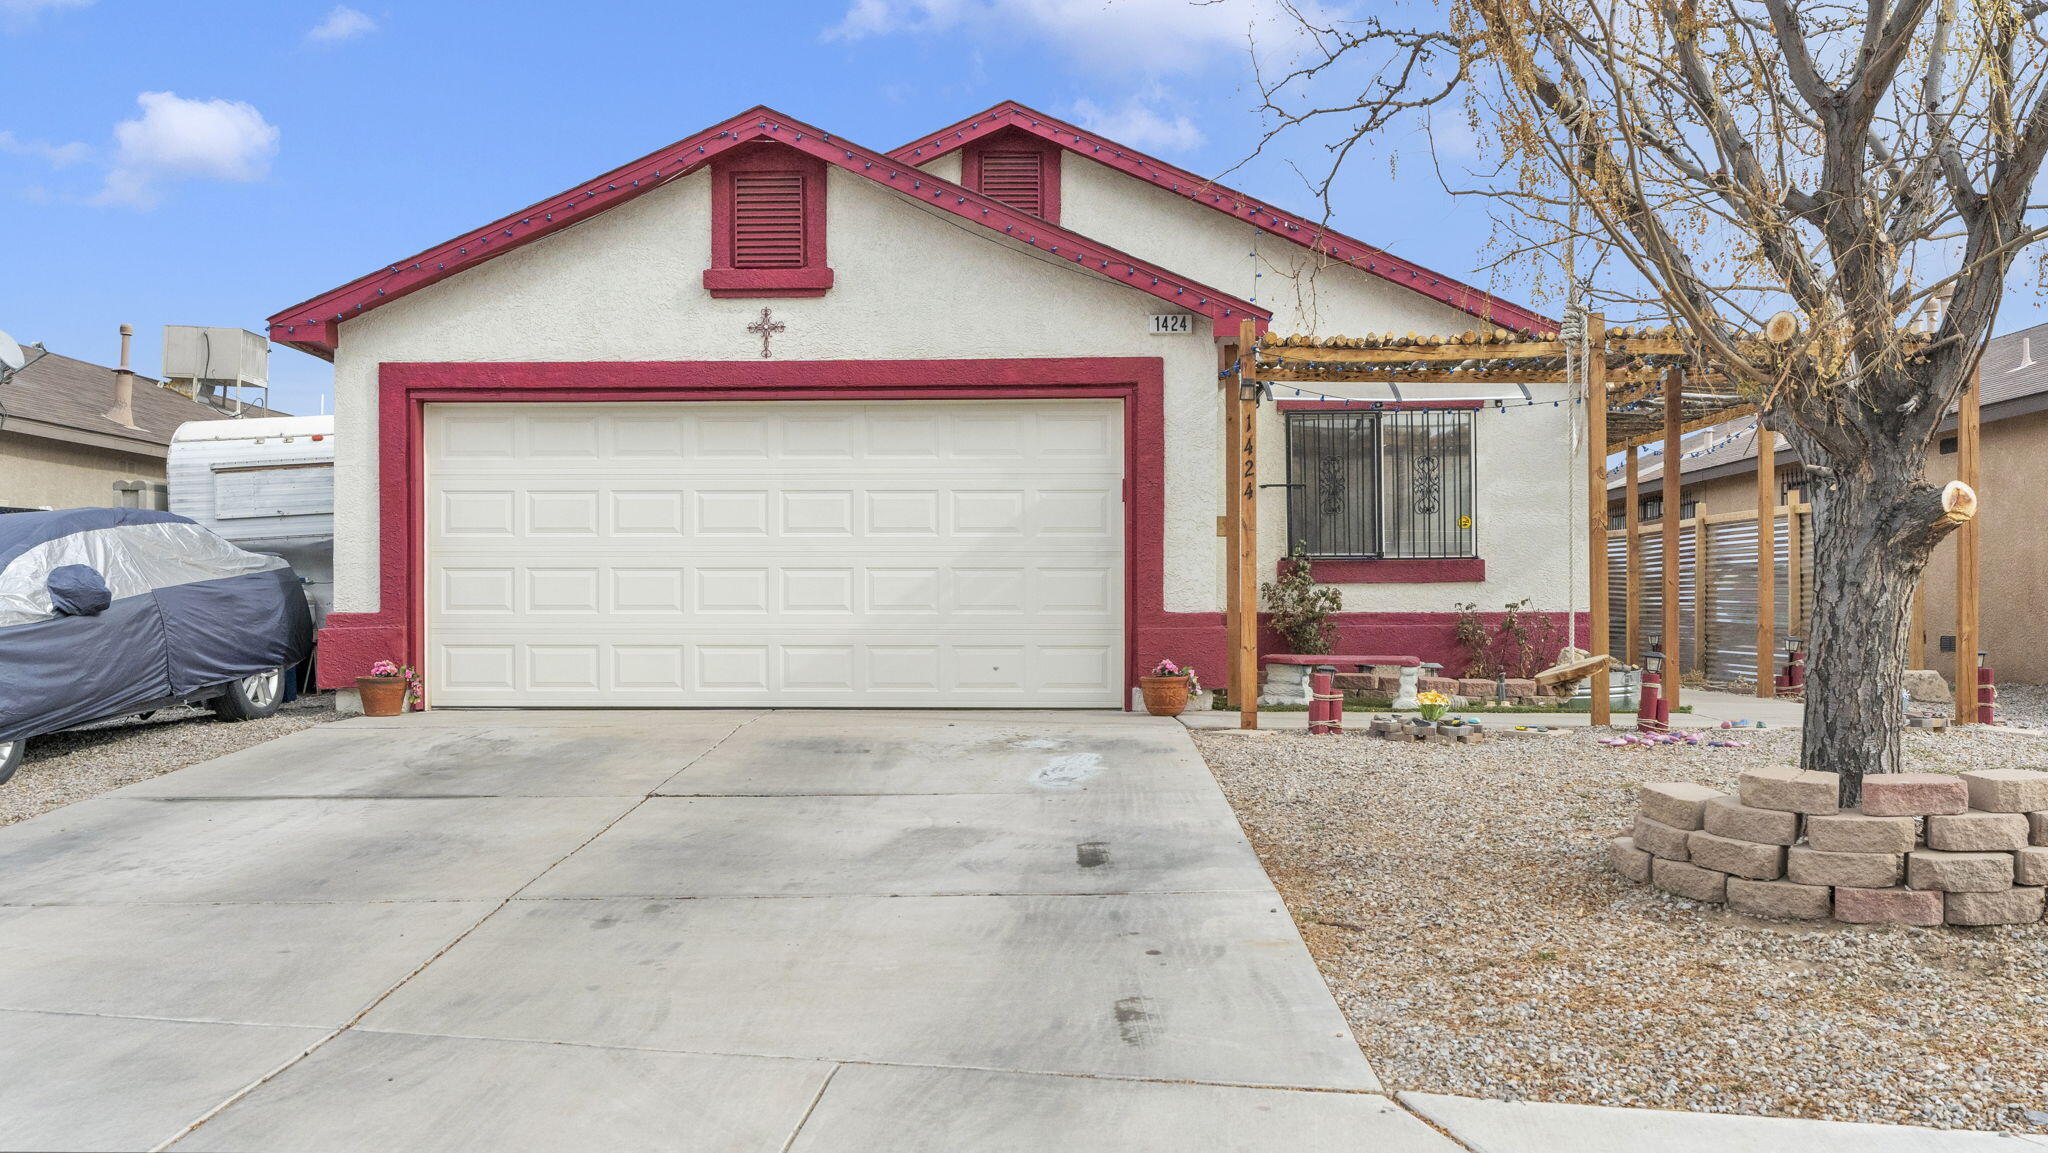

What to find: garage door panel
left=432, top=558, right=1118, bottom=622
left=427, top=401, right=1124, bottom=708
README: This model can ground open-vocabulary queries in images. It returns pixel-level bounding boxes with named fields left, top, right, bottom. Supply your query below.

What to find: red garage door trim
left=318, top=356, right=1175, bottom=707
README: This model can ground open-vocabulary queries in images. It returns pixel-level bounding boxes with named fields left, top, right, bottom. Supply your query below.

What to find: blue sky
left=3, top=0, right=2043, bottom=418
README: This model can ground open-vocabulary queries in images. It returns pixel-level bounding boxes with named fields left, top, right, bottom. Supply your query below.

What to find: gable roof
left=268, top=106, right=1269, bottom=360
left=893, top=101, right=1552, bottom=335
left=0, top=351, right=289, bottom=458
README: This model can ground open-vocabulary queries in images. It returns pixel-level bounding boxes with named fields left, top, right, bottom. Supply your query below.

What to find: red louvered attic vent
left=705, top=147, right=832, bottom=298
left=977, top=151, right=1044, bottom=217
left=732, top=172, right=806, bottom=269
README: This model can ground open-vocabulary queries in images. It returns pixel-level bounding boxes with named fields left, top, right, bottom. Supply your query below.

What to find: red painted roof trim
left=267, top=105, right=1268, bottom=360
left=892, top=101, right=1553, bottom=335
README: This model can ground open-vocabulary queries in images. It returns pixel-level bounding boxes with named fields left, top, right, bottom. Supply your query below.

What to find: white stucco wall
left=919, top=146, right=1583, bottom=614
left=326, top=164, right=1226, bottom=615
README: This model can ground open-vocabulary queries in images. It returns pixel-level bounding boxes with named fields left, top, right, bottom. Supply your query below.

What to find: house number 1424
left=1149, top=314, right=1194, bottom=335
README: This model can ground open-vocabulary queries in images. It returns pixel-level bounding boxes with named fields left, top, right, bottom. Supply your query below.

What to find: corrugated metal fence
left=1608, top=505, right=1811, bottom=683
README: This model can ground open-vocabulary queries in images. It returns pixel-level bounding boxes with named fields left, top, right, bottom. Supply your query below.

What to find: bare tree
left=1251, top=0, right=2048, bottom=803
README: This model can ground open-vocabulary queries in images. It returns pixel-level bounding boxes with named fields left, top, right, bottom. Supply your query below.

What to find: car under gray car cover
left=0, top=508, right=314, bottom=742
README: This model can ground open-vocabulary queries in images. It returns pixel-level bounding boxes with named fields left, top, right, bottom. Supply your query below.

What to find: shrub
left=1262, top=544, right=1343, bottom=654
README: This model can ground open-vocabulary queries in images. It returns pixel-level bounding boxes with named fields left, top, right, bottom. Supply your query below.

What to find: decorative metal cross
left=747, top=308, right=785, bottom=359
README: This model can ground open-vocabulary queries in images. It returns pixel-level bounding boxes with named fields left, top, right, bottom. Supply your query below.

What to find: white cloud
left=95, top=92, right=280, bottom=210
left=1, top=0, right=90, bottom=30
left=0, top=129, right=90, bottom=167
left=306, top=4, right=376, bottom=44
left=824, top=0, right=1326, bottom=73
left=1070, top=95, right=1204, bottom=153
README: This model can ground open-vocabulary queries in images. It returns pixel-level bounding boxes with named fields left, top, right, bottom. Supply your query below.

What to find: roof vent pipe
left=105, top=323, right=139, bottom=430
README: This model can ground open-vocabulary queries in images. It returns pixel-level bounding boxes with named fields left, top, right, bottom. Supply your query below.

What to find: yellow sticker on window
left=1458, top=514, right=1473, bottom=530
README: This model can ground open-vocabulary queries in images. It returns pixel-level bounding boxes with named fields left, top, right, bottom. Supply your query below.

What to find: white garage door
left=425, top=400, right=1125, bottom=707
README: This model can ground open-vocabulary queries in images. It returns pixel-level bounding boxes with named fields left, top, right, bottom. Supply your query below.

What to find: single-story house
left=1607, top=319, right=2048, bottom=685
left=0, top=327, right=282, bottom=513
left=270, top=101, right=1581, bottom=709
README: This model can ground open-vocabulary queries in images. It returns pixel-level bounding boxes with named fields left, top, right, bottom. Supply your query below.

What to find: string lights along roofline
left=267, top=105, right=1270, bottom=359
left=891, top=100, right=1554, bottom=335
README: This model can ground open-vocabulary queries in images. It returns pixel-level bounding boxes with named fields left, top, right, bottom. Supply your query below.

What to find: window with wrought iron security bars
left=1283, top=410, right=1477, bottom=559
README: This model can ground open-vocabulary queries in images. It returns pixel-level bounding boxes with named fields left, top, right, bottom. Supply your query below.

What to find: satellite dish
left=0, top=329, right=24, bottom=375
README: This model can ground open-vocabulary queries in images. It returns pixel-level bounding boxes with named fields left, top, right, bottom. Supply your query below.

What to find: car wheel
left=213, top=668, right=285, bottom=721
left=0, top=739, right=22, bottom=787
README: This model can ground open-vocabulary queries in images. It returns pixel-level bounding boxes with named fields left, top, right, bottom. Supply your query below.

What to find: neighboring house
left=1607, top=320, right=2048, bottom=684
left=0, top=332, right=286, bottom=513
left=270, top=102, right=1575, bottom=710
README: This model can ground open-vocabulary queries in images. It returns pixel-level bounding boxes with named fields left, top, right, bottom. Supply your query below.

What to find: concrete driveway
left=0, top=709, right=1452, bottom=1152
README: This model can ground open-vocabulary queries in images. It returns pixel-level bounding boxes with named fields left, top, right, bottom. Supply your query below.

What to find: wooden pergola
left=1223, top=317, right=1983, bottom=729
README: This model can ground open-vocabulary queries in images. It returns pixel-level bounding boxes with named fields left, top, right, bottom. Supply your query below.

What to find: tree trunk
left=1798, top=448, right=1950, bottom=808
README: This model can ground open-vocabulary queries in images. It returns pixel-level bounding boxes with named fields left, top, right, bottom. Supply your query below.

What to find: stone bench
left=1261, top=653, right=1424, bottom=708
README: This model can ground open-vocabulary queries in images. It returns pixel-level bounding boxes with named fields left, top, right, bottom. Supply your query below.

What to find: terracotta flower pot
left=356, top=675, right=408, bottom=717
left=1139, top=675, right=1192, bottom=717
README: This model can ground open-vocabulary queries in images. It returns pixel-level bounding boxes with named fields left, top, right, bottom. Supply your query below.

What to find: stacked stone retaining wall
left=1611, top=768, right=2048, bottom=926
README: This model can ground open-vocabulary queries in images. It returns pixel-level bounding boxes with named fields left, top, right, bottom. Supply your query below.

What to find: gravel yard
left=1, top=695, right=339, bottom=828
left=1196, top=723, right=2048, bottom=1133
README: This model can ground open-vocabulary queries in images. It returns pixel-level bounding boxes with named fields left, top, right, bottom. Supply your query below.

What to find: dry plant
left=1249, top=0, right=2048, bottom=801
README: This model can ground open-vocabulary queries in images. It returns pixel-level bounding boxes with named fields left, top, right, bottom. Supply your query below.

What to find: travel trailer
left=167, top=415, right=334, bottom=626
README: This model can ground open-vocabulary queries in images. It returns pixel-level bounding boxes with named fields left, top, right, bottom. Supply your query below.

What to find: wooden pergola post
left=1756, top=419, right=1777, bottom=698
left=1955, top=366, right=1982, bottom=723
left=1586, top=314, right=1611, bottom=725
left=1661, top=368, right=1683, bottom=712
left=1624, top=446, right=1642, bottom=665
left=1233, top=318, right=1261, bottom=729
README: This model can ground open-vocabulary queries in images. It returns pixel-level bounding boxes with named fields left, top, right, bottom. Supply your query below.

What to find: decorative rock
left=1945, top=886, right=2046, bottom=926
left=1652, top=857, right=1728, bottom=903
left=1417, top=676, right=1459, bottom=696
left=1925, top=811, right=2030, bottom=852
left=2032, top=811, right=2048, bottom=846
left=1785, top=846, right=1904, bottom=889
left=2017, top=847, right=2048, bottom=887
left=1457, top=678, right=1496, bottom=700
left=1859, top=773, right=1968, bottom=817
left=1739, top=766, right=1841, bottom=815
left=1502, top=678, right=1537, bottom=699
left=1907, top=848, right=2015, bottom=893
left=1701, top=795, right=1799, bottom=845
left=1609, top=836, right=1652, bottom=883
left=1833, top=886, right=1944, bottom=926
left=1961, top=769, right=2048, bottom=813
left=1726, top=878, right=1831, bottom=920
left=1804, top=810, right=1917, bottom=854
left=1902, top=669, right=1954, bottom=703
left=1687, top=831, right=1785, bottom=880
left=1631, top=814, right=1692, bottom=861
left=1640, top=783, right=1726, bottom=831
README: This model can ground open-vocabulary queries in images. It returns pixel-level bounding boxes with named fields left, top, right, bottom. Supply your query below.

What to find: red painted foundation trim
left=267, top=106, right=1265, bottom=358
left=892, top=101, right=1552, bottom=333
left=326, top=356, right=1193, bottom=705
left=1128, top=610, right=1589, bottom=691
left=1291, top=557, right=1486, bottom=583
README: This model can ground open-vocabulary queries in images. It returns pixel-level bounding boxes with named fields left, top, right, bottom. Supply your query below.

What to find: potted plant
left=1414, top=690, right=1451, bottom=731
left=357, top=659, right=421, bottom=717
left=1140, top=660, right=1200, bottom=717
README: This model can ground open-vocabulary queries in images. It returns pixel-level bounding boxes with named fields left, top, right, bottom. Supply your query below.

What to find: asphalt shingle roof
left=0, top=350, right=287, bottom=449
